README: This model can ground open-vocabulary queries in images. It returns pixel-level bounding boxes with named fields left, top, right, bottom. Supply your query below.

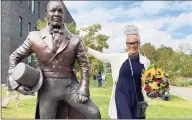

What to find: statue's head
left=46, top=0, right=65, bottom=28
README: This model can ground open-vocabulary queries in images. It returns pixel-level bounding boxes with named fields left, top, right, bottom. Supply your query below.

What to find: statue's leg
left=56, top=101, right=69, bottom=119
left=38, top=79, right=59, bottom=119
left=64, top=84, right=101, bottom=119
left=68, top=105, right=87, bottom=119
left=55, top=100, right=86, bottom=119
left=38, top=94, right=58, bottom=119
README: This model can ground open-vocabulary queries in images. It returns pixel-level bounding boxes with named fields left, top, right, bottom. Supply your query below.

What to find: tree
left=66, top=24, right=109, bottom=77
left=36, top=17, right=48, bottom=30
left=140, top=43, right=156, bottom=62
left=176, top=43, right=192, bottom=77
left=180, top=55, right=192, bottom=77
left=79, top=24, right=109, bottom=74
left=153, top=46, right=174, bottom=72
left=66, top=23, right=79, bottom=35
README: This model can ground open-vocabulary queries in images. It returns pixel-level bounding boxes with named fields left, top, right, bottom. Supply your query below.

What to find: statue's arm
left=87, top=47, right=114, bottom=63
left=8, top=33, right=33, bottom=90
left=76, top=39, right=91, bottom=97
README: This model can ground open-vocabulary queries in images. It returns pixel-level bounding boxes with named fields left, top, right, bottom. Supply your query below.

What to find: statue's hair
left=123, top=25, right=140, bottom=41
left=47, top=0, right=65, bottom=10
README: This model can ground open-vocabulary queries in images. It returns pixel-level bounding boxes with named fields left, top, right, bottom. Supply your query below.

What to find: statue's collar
left=48, top=24, right=64, bottom=34
left=40, top=24, right=71, bottom=40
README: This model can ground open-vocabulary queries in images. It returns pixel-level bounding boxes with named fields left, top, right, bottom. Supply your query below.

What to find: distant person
left=163, top=74, right=170, bottom=101
left=2, top=80, right=20, bottom=108
left=97, top=72, right=102, bottom=87
left=93, top=74, right=97, bottom=86
left=102, top=74, right=107, bottom=88
left=164, top=74, right=169, bottom=83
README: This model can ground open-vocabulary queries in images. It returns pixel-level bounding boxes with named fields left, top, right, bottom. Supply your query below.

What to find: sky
left=64, top=1, right=192, bottom=54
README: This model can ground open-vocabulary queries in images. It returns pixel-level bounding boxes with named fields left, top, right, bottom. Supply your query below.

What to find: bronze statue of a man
left=7, top=0, right=101, bottom=119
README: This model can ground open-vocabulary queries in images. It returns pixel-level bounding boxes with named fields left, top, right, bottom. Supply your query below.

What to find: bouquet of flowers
left=141, top=64, right=169, bottom=99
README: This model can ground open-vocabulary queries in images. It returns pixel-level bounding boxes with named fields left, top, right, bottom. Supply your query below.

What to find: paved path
left=170, top=86, right=192, bottom=101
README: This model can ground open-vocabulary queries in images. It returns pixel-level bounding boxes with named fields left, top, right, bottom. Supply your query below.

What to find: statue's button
left=59, top=66, right=62, bottom=68
left=53, top=66, right=55, bottom=68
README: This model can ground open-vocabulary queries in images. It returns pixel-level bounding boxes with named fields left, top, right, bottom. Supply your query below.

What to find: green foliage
left=63, top=23, right=109, bottom=78
left=37, top=17, right=48, bottom=30
left=172, top=80, right=192, bottom=87
left=73, top=24, right=109, bottom=77
left=66, top=23, right=79, bottom=35
left=141, top=43, right=192, bottom=83
left=179, top=55, right=192, bottom=77
left=140, top=43, right=156, bottom=62
left=79, top=24, right=109, bottom=75
left=153, top=45, right=174, bottom=71
left=79, top=24, right=109, bottom=52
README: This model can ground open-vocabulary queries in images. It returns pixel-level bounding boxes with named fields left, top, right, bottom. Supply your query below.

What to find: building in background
left=1, top=0, right=76, bottom=83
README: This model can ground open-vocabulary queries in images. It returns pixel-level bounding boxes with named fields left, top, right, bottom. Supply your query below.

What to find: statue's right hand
left=15, top=85, right=35, bottom=96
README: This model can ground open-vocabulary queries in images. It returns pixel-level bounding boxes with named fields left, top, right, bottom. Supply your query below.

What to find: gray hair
left=123, top=25, right=140, bottom=41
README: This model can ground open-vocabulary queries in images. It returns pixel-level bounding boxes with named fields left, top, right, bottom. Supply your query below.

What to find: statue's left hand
left=77, top=93, right=89, bottom=104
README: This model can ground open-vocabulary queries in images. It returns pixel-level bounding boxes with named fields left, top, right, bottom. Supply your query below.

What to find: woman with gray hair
left=86, top=25, right=150, bottom=119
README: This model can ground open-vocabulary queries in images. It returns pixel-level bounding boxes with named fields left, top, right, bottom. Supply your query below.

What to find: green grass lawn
left=2, top=74, right=192, bottom=119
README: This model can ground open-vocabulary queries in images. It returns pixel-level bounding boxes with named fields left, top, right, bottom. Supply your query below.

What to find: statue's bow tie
left=49, top=28, right=63, bottom=34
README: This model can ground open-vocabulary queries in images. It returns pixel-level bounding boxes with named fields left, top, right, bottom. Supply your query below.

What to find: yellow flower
left=156, top=68, right=164, bottom=79
left=143, top=68, right=156, bottom=81
left=143, top=70, right=153, bottom=81
left=149, top=68, right=156, bottom=76
left=149, top=82, right=159, bottom=90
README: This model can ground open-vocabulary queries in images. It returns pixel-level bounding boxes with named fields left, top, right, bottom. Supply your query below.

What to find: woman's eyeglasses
left=126, top=41, right=140, bottom=47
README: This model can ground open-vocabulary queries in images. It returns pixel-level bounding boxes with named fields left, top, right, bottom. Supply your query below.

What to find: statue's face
left=47, top=1, right=65, bottom=27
